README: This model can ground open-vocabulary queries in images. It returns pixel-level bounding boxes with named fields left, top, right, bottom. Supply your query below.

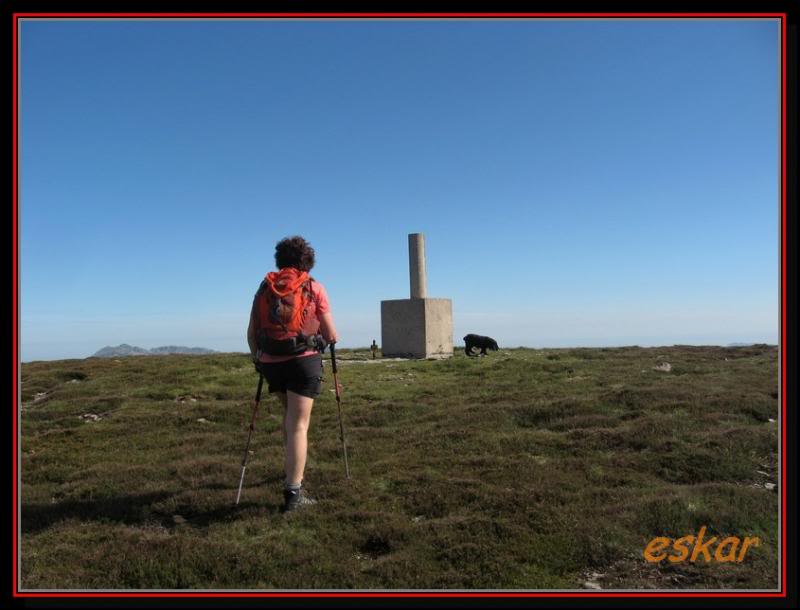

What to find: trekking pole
left=329, top=343, right=351, bottom=479
left=235, top=373, right=264, bottom=505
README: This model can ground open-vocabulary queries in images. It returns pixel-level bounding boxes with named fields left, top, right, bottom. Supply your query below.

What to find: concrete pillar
left=409, top=233, right=427, bottom=299
left=381, top=232, right=452, bottom=359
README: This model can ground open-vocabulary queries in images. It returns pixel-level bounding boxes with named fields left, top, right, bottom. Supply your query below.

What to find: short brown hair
left=274, top=236, right=315, bottom=271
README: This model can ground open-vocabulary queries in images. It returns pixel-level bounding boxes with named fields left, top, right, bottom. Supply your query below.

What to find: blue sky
left=20, top=18, right=780, bottom=361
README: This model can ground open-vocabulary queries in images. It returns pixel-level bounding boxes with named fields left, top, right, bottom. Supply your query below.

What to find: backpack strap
left=301, top=278, right=314, bottom=324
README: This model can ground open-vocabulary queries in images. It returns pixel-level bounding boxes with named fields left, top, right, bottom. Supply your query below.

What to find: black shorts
left=257, top=354, right=324, bottom=399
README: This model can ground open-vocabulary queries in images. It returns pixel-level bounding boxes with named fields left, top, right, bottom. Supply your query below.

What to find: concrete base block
left=380, top=298, right=453, bottom=359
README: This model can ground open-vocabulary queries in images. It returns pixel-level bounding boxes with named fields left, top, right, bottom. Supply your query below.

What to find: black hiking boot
left=282, top=487, right=317, bottom=513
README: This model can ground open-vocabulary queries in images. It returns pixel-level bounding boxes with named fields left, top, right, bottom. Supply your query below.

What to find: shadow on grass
left=21, top=491, right=174, bottom=534
left=22, top=488, right=285, bottom=535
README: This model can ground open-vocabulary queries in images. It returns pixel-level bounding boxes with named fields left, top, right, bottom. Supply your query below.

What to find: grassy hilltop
left=20, top=345, right=779, bottom=590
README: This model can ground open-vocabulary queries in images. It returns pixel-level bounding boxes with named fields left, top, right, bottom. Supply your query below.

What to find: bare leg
left=275, top=392, right=288, bottom=446
left=282, top=390, right=315, bottom=485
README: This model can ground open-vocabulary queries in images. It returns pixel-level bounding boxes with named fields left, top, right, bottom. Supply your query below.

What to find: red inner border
left=11, top=11, right=788, bottom=599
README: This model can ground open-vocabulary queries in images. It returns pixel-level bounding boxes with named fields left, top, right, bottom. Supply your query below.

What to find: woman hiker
left=247, top=236, right=339, bottom=512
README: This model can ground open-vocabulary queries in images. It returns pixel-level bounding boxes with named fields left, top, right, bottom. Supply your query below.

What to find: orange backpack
left=253, top=268, right=316, bottom=355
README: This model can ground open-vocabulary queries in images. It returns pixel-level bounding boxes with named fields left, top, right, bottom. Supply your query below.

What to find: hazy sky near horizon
left=20, top=18, right=780, bottom=361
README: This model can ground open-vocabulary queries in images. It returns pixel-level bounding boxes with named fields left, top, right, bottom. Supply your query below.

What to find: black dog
left=464, top=334, right=499, bottom=357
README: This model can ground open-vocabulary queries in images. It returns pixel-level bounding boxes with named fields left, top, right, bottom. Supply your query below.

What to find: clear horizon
left=19, top=19, right=781, bottom=362
left=21, top=342, right=778, bottom=364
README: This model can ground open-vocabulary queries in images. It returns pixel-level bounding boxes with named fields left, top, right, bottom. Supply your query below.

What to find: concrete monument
left=380, top=233, right=453, bottom=359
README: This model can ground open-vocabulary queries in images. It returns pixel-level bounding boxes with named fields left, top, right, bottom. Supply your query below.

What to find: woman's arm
left=246, top=304, right=258, bottom=360
left=318, top=311, right=339, bottom=344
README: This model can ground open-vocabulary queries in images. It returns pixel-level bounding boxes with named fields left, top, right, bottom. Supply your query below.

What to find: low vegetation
left=20, top=345, right=779, bottom=590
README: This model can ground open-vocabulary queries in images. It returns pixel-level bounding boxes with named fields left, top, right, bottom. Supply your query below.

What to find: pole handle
left=330, top=342, right=338, bottom=374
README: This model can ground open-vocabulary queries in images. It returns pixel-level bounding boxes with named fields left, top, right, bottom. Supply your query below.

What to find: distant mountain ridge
left=91, top=344, right=217, bottom=358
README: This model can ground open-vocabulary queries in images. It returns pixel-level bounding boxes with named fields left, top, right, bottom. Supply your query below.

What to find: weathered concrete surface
left=381, top=299, right=425, bottom=358
left=409, top=233, right=427, bottom=299
left=381, top=298, right=453, bottom=359
left=423, top=298, right=453, bottom=358
left=380, top=232, right=453, bottom=359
